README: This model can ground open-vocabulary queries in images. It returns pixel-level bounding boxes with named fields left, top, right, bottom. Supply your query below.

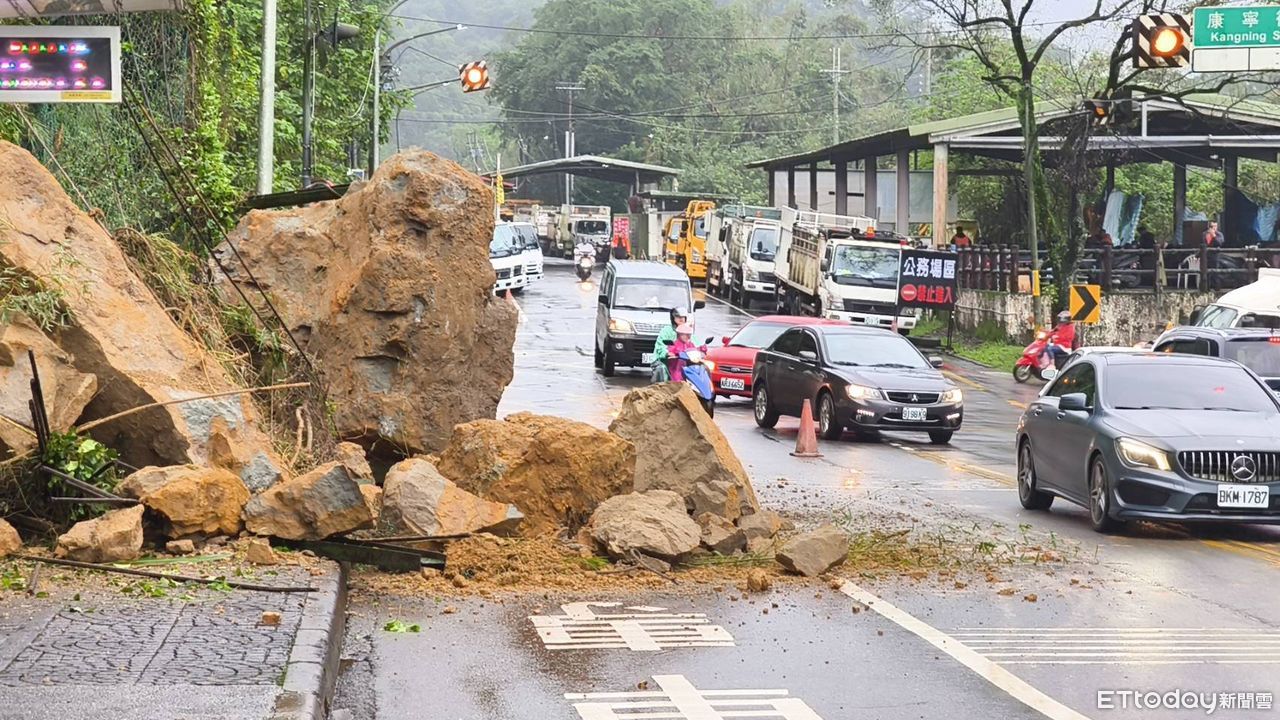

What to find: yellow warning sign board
left=1069, top=284, right=1101, bottom=324
left=494, top=174, right=505, bottom=205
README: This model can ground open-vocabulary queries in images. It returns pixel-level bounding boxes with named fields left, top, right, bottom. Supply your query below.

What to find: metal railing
left=956, top=245, right=1274, bottom=293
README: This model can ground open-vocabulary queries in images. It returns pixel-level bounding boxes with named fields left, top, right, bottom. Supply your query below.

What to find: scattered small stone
left=165, top=539, right=195, bottom=556
left=997, top=588, right=1016, bottom=596
left=442, top=606, right=458, bottom=615
left=1070, top=578, right=1080, bottom=585
left=206, top=536, right=229, bottom=547
left=953, top=581, right=968, bottom=590
left=245, top=538, right=279, bottom=565
left=637, top=681, right=650, bottom=690
left=745, top=569, right=772, bottom=593
left=451, top=575, right=469, bottom=589
left=301, top=550, right=317, bottom=558
left=1023, top=594, right=1038, bottom=603
left=877, top=630, right=884, bottom=636
left=260, top=611, right=282, bottom=626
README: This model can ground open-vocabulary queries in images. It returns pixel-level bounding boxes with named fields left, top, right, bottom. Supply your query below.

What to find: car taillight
left=1270, top=336, right=1280, bottom=344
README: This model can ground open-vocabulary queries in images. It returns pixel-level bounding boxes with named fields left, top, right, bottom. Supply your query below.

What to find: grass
left=911, top=313, right=1023, bottom=370
left=952, top=341, right=1025, bottom=370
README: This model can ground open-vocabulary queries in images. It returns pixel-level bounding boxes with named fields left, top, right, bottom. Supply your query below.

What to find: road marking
left=890, top=443, right=1016, bottom=487
left=942, top=369, right=986, bottom=392
left=1008, top=400, right=1028, bottom=410
left=947, top=628, right=1280, bottom=665
left=838, top=582, right=1090, bottom=720
left=698, top=290, right=759, bottom=318
left=567, top=674, right=823, bottom=720
left=530, top=602, right=735, bottom=651
left=1202, top=539, right=1280, bottom=568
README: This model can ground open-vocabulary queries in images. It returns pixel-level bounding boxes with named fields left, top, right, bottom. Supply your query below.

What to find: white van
left=511, top=222, right=544, bottom=284
left=490, top=223, right=528, bottom=295
left=1194, top=268, right=1280, bottom=329
left=595, top=260, right=704, bottom=376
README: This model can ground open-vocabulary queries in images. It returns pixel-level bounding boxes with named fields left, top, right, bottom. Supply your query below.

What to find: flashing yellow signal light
left=1133, top=14, right=1190, bottom=68
left=460, top=60, right=491, bottom=93
left=1151, top=27, right=1185, bottom=57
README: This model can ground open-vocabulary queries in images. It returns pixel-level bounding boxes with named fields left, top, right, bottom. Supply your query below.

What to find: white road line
left=699, top=291, right=759, bottom=318
left=839, top=581, right=1091, bottom=720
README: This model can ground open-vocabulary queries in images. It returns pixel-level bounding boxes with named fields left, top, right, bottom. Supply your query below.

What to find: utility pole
left=555, top=82, right=584, bottom=205
left=256, top=0, right=278, bottom=194
left=300, top=0, right=315, bottom=187
left=370, top=29, right=380, bottom=177
left=819, top=47, right=849, bottom=146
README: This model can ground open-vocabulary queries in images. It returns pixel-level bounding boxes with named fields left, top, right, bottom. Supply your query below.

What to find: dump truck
left=774, top=209, right=918, bottom=332
left=662, top=200, right=716, bottom=282
left=723, top=206, right=783, bottom=309
left=555, top=204, right=613, bottom=257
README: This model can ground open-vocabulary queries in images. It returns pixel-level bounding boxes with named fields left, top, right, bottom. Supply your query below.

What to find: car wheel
left=512, top=286, right=525, bottom=296
left=928, top=430, right=953, bottom=445
left=594, top=344, right=603, bottom=369
left=703, top=396, right=716, bottom=418
left=1017, top=440, right=1054, bottom=511
left=753, top=384, right=779, bottom=429
left=602, top=347, right=616, bottom=377
left=817, top=392, right=843, bottom=440
left=1089, top=456, right=1122, bottom=533
left=1013, top=365, right=1032, bottom=383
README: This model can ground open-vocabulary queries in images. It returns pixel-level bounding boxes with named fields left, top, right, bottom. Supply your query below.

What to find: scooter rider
left=667, top=323, right=708, bottom=383
left=1045, top=311, right=1076, bottom=365
left=652, top=307, right=688, bottom=382
left=574, top=238, right=596, bottom=263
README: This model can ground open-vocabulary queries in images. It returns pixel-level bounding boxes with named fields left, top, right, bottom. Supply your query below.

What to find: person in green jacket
left=650, top=307, right=689, bottom=382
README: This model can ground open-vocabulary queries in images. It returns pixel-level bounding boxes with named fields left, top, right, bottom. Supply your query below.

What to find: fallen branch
left=355, top=533, right=472, bottom=544
left=77, top=382, right=310, bottom=433
left=0, top=413, right=36, bottom=438
left=13, top=554, right=318, bottom=592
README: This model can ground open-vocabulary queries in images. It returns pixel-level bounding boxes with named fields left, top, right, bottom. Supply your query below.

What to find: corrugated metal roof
left=485, top=155, right=681, bottom=182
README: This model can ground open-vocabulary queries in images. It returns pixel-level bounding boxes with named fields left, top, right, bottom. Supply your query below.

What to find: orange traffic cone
left=791, top=398, right=823, bottom=458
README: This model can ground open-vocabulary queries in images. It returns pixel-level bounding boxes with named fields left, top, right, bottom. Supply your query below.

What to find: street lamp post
left=371, top=23, right=463, bottom=175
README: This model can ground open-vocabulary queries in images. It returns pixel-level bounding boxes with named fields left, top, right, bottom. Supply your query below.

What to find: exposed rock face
left=380, top=457, right=521, bottom=536
left=776, top=525, right=850, bottom=577
left=610, top=384, right=760, bottom=521
left=0, top=314, right=97, bottom=457
left=0, top=142, right=285, bottom=475
left=214, top=151, right=518, bottom=455
left=588, top=490, right=701, bottom=561
left=0, top=519, right=21, bottom=557
left=242, top=462, right=372, bottom=540
left=119, top=465, right=249, bottom=538
left=55, top=505, right=144, bottom=563
left=437, top=413, right=635, bottom=536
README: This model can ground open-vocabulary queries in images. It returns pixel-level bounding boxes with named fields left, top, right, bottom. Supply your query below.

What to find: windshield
left=613, top=279, right=690, bottom=310
left=695, top=215, right=709, bottom=239
left=730, top=322, right=790, bottom=349
left=1227, top=339, right=1280, bottom=377
left=1196, top=304, right=1238, bottom=328
left=576, top=220, right=608, bottom=235
left=750, top=227, right=779, bottom=262
left=830, top=246, right=900, bottom=288
left=490, top=225, right=521, bottom=258
left=515, top=226, right=540, bottom=250
left=823, top=333, right=931, bottom=369
left=1108, top=363, right=1276, bottom=412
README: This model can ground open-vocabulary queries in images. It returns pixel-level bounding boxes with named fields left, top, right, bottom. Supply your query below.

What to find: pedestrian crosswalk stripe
left=948, top=627, right=1280, bottom=664
left=530, top=602, right=735, bottom=652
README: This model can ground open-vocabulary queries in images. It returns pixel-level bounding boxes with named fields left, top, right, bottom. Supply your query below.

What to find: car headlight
left=608, top=318, right=635, bottom=335
left=846, top=384, right=883, bottom=401
left=745, top=266, right=759, bottom=281
left=1116, top=437, right=1172, bottom=471
left=940, top=388, right=963, bottom=404
left=702, top=359, right=716, bottom=372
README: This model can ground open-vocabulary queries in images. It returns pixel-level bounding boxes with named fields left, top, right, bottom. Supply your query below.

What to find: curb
left=270, top=560, right=349, bottom=720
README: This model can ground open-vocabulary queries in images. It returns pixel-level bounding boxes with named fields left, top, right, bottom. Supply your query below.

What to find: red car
left=707, top=315, right=847, bottom=398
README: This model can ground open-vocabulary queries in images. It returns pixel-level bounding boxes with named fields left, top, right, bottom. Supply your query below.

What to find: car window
left=797, top=332, right=818, bottom=358
left=1156, top=338, right=1216, bottom=356
left=1197, top=304, right=1238, bottom=328
left=1226, top=338, right=1280, bottom=377
left=1239, top=313, right=1280, bottom=329
left=773, top=330, right=802, bottom=356
left=1107, top=362, right=1276, bottom=412
left=1047, top=363, right=1097, bottom=406
left=729, top=322, right=790, bottom=349
left=601, top=268, right=614, bottom=302
left=822, top=332, right=930, bottom=369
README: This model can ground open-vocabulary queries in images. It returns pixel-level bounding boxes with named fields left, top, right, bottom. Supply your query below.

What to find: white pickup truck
left=774, top=209, right=917, bottom=332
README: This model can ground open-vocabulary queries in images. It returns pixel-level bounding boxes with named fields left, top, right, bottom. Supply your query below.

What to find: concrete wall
left=954, top=289, right=1221, bottom=346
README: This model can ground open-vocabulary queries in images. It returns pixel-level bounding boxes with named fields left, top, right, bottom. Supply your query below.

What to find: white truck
left=774, top=209, right=917, bottom=332
left=489, top=222, right=529, bottom=295
left=1193, top=267, right=1280, bottom=329
left=557, top=204, right=613, bottom=257
left=705, top=205, right=778, bottom=301
left=725, top=209, right=783, bottom=309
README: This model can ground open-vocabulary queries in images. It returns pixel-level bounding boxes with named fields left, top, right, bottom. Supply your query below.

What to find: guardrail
left=956, top=245, right=1275, bottom=293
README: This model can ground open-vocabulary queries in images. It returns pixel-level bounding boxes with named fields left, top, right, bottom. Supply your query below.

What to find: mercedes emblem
left=1230, top=455, right=1258, bottom=482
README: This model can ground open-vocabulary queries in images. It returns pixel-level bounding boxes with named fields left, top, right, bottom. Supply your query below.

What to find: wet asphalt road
left=336, top=260, right=1280, bottom=720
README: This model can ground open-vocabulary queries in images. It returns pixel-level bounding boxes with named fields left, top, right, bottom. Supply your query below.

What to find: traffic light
left=460, top=60, right=491, bottom=93
left=1132, top=13, right=1190, bottom=68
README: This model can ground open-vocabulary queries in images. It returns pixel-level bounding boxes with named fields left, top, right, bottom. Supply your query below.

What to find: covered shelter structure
left=483, top=155, right=681, bottom=202
left=747, top=94, right=1280, bottom=248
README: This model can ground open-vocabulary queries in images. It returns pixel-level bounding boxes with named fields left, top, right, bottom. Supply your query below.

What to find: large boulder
left=588, top=490, right=701, bottom=561
left=436, top=412, right=635, bottom=536
left=214, top=151, right=518, bottom=456
left=118, top=465, right=249, bottom=538
left=0, top=313, right=97, bottom=457
left=380, top=457, right=521, bottom=536
left=242, top=462, right=372, bottom=540
left=0, top=142, right=285, bottom=475
left=0, top=519, right=21, bottom=557
left=609, top=384, right=760, bottom=521
left=776, top=525, right=850, bottom=577
left=55, top=505, right=144, bottom=563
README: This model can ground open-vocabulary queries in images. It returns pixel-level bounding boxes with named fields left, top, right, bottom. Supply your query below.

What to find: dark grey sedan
left=1016, top=351, right=1280, bottom=532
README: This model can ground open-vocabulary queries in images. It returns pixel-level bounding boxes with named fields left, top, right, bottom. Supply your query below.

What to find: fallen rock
left=245, top=537, right=279, bottom=565
left=208, top=417, right=283, bottom=493
left=336, top=442, right=374, bottom=483
left=260, top=611, right=282, bottom=626
left=165, top=539, right=195, bottom=555
left=0, top=313, right=97, bottom=457
left=437, top=413, right=634, bottom=535
left=120, top=465, right=249, bottom=538
left=697, top=512, right=747, bottom=555
left=215, top=151, right=518, bottom=456
left=380, top=457, right=521, bottom=536
left=738, top=510, right=786, bottom=543
left=610, top=384, right=759, bottom=522
left=588, top=490, right=700, bottom=561
left=0, top=519, right=21, bottom=557
left=775, top=524, right=850, bottom=578
left=745, top=568, right=772, bottom=593
left=360, top=484, right=384, bottom=526
left=55, top=505, right=144, bottom=563
left=242, top=462, right=373, bottom=540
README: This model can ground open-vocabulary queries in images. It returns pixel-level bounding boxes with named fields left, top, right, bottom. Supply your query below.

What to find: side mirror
left=1189, top=307, right=1203, bottom=325
left=704, top=336, right=716, bottom=345
left=820, top=260, right=830, bottom=273
left=798, top=350, right=818, bottom=362
left=1059, top=392, right=1089, bottom=412
left=694, top=300, right=706, bottom=310
left=722, top=336, right=731, bottom=346
left=929, top=356, right=944, bottom=368
left=598, top=293, right=608, bottom=305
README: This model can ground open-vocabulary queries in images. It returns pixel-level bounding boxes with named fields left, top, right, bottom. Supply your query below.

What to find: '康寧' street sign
left=1192, top=6, right=1280, bottom=72
left=1069, top=284, right=1101, bottom=325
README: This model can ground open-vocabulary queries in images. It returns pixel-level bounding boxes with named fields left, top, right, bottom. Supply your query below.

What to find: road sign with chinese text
left=1192, top=7, right=1280, bottom=72
left=897, top=249, right=958, bottom=311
